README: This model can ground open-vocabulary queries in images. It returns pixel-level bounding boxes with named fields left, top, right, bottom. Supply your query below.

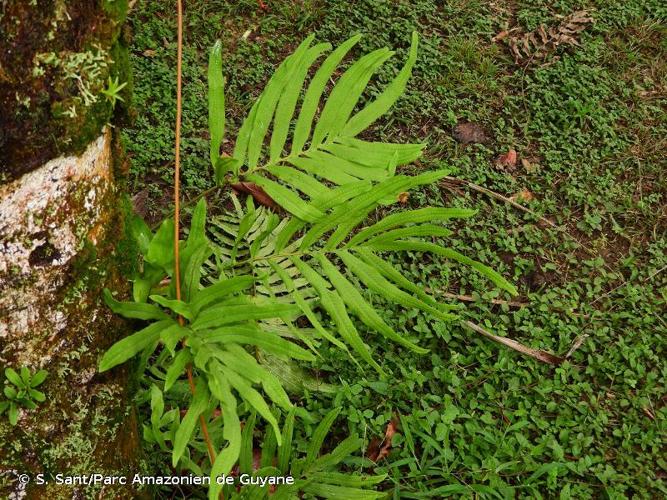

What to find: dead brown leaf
left=496, top=149, right=518, bottom=169
left=231, top=182, right=279, bottom=210
left=492, top=27, right=520, bottom=42
left=0, top=62, right=14, bottom=84
left=131, top=189, right=150, bottom=219
left=453, top=122, right=491, bottom=144
left=642, top=407, right=656, bottom=421
left=564, top=334, right=588, bottom=358
left=397, top=192, right=410, bottom=204
left=509, top=189, right=535, bottom=203
left=367, top=418, right=398, bottom=462
left=505, top=10, right=594, bottom=64
left=521, top=158, right=534, bottom=172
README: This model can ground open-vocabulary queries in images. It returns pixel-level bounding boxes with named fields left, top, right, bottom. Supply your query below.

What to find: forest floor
left=122, top=0, right=665, bottom=497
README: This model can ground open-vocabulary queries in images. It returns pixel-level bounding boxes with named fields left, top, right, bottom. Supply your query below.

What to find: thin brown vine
left=173, top=0, right=217, bottom=467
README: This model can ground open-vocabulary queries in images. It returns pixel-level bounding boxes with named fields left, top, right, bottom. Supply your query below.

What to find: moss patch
left=0, top=0, right=130, bottom=181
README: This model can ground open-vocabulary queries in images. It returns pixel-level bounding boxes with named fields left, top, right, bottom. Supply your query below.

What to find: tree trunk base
left=0, top=129, right=142, bottom=499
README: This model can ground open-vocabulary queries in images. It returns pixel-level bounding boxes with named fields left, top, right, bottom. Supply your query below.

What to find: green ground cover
left=122, top=1, right=666, bottom=497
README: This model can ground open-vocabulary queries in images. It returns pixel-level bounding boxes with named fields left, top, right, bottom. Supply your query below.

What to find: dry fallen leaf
left=397, top=192, right=410, bottom=204
left=453, top=122, right=491, bottom=144
left=564, top=334, right=588, bottom=358
left=231, top=182, right=279, bottom=210
left=509, top=189, right=535, bottom=203
left=496, top=149, right=518, bottom=169
left=642, top=407, right=656, bottom=421
left=368, top=418, right=398, bottom=462
left=521, top=158, right=534, bottom=172
left=492, top=27, right=520, bottom=42
left=131, top=189, right=150, bottom=219
left=505, top=10, right=594, bottom=64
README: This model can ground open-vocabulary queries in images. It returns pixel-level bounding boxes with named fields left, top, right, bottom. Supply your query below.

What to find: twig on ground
left=462, top=320, right=565, bottom=365
left=591, top=264, right=666, bottom=305
left=564, top=334, right=589, bottom=358
left=431, top=290, right=528, bottom=308
left=463, top=321, right=592, bottom=366
left=441, top=176, right=557, bottom=228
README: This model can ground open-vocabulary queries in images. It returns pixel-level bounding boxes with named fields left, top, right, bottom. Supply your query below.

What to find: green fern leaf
left=311, top=48, right=393, bottom=146
left=291, top=34, right=361, bottom=154
left=98, top=319, right=172, bottom=372
left=208, top=371, right=242, bottom=500
left=208, top=40, right=225, bottom=168
left=305, top=407, right=342, bottom=466
left=316, top=254, right=428, bottom=353
left=172, top=380, right=209, bottom=467
left=369, top=240, right=518, bottom=295
left=246, top=36, right=316, bottom=168
left=224, top=369, right=282, bottom=443
left=270, top=43, right=331, bottom=162
left=198, top=325, right=315, bottom=361
left=342, top=31, right=419, bottom=136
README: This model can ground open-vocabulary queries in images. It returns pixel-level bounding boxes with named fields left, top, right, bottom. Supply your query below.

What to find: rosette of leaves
left=0, top=367, right=47, bottom=425
left=99, top=33, right=516, bottom=500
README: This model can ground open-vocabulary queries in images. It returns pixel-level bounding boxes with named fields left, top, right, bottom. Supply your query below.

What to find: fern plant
left=100, top=33, right=516, bottom=499
left=144, top=395, right=385, bottom=499
left=205, top=31, right=515, bottom=374
left=228, top=407, right=386, bottom=500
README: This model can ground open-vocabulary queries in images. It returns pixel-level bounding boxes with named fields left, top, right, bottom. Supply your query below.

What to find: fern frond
left=211, top=32, right=425, bottom=223
left=103, top=34, right=518, bottom=495
left=207, top=168, right=515, bottom=375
